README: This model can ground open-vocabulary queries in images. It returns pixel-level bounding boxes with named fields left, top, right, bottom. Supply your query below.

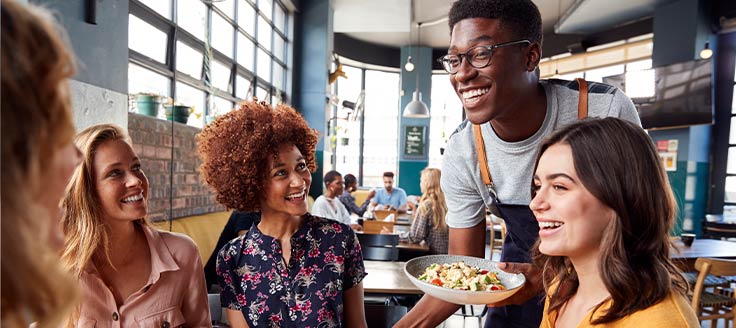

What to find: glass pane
left=213, top=96, right=234, bottom=116
left=726, top=176, right=736, bottom=203
left=256, top=86, right=268, bottom=102
left=238, top=0, right=256, bottom=36
left=211, top=60, right=231, bottom=92
left=626, top=59, right=652, bottom=72
left=211, top=13, right=234, bottom=58
left=272, top=62, right=284, bottom=90
left=584, top=64, right=624, bottom=83
left=363, top=70, right=400, bottom=186
left=625, top=68, right=655, bottom=98
left=176, top=41, right=203, bottom=79
left=256, top=48, right=271, bottom=83
left=334, top=66, right=363, bottom=177
left=128, top=14, right=168, bottom=63
left=178, top=0, right=207, bottom=41
left=732, top=87, right=736, bottom=114
left=257, top=16, right=272, bottom=51
left=729, top=148, right=736, bottom=174
left=237, top=32, right=255, bottom=71
left=139, top=0, right=171, bottom=19
left=215, top=0, right=234, bottom=19
left=429, top=74, right=464, bottom=168
left=273, top=34, right=285, bottom=62
left=236, top=75, right=252, bottom=99
left=731, top=117, right=736, bottom=144
left=259, top=0, right=272, bottom=21
left=128, top=63, right=170, bottom=97
left=273, top=3, right=286, bottom=33
left=175, top=81, right=205, bottom=127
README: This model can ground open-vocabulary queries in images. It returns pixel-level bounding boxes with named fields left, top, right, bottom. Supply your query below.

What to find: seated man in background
left=339, top=174, right=375, bottom=217
left=370, top=171, right=408, bottom=213
left=204, top=211, right=259, bottom=291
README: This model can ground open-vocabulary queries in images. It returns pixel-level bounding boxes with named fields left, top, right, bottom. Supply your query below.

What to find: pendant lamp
left=402, top=22, right=430, bottom=118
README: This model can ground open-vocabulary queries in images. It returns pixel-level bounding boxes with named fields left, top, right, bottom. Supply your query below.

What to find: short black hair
left=344, top=174, right=357, bottom=187
left=448, top=0, right=542, bottom=45
left=323, top=170, right=342, bottom=186
left=383, top=172, right=394, bottom=178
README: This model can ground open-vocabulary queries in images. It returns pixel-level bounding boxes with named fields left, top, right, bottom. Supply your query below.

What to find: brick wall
left=128, top=113, right=225, bottom=222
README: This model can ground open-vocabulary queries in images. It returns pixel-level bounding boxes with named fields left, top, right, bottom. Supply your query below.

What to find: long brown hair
left=1, top=1, right=78, bottom=327
left=61, top=124, right=150, bottom=278
left=418, top=168, right=448, bottom=233
left=531, top=118, right=687, bottom=324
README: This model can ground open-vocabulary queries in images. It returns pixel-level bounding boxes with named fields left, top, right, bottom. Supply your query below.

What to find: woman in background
left=1, top=1, right=82, bottom=327
left=312, top=170, right=361, bottom=230
left=339, top=174, right=375, bottom=217
left=198, top=100, right=367, bottom=328
left=531, top=118, right=698, bottom=327
left=408, top=168, right=449, bottom=254
left=61, top=124, right=210, bottom=327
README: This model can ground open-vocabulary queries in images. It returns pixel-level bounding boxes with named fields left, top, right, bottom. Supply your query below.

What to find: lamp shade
left=403, top=90, right=430, bottom=118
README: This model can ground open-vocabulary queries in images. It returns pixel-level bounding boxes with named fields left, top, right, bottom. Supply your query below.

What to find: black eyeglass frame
left=437, top=39, right=532, bottom=74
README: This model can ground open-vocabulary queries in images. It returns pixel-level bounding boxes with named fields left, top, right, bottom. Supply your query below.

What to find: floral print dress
left=217, top=214, right=366, bottom=327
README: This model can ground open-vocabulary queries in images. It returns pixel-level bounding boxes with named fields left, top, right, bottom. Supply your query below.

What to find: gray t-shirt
left=441, top=79, right=641, bottom=229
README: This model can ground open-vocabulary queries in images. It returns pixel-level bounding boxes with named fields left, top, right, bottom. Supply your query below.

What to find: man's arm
left=394, top=222, right=486, bottom=327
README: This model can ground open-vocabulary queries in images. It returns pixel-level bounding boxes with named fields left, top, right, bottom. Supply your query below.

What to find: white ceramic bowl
left=404, top=255, right=526, bottom=305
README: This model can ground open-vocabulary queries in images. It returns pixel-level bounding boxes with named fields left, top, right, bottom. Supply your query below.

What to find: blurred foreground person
left=1, top=1, right=82, bottom=327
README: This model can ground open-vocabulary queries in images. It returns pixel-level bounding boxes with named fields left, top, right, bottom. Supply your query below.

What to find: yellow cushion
left=352, top=189, right=372, bottom=207
left=152, top=211, right=232, bottom=266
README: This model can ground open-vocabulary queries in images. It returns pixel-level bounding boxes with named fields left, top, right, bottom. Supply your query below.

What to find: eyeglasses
left=437, top=39, right=531, bottom=74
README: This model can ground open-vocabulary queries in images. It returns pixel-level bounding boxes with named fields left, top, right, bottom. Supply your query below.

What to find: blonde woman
left=61, top=124, right=211, bottom=327
left=1, top=1, right=82, bottom=327
left=408, top=168, right=449, bottom=254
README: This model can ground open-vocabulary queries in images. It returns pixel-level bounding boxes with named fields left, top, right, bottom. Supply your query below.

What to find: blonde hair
left=1, top=1, right=78, bottom=327
left=61, top=124, right=150, bottom=278
left=418, top=168, right=447, bottom=233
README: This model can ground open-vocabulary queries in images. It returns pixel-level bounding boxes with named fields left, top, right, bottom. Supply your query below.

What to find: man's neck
left=490, top=83, right=547, bottom=142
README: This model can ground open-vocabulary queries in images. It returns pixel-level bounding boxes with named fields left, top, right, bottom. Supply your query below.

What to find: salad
left=418, top=261, right=506, bottom=292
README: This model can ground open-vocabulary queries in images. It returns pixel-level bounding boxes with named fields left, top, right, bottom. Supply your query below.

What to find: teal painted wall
left=398, top=46, right=431, bottom=195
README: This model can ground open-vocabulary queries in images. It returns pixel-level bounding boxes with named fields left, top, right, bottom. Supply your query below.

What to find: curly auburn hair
left=197, top=100, right=318, bottom=212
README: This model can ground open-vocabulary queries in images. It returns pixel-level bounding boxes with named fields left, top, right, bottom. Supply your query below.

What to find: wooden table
left=670, top=238, right=736, bottom=271
left=398, top=241, right=430, bottom=252
left=363, top=260, right=423, bottom=295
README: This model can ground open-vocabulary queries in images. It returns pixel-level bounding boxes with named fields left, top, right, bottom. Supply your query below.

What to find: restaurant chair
left=703, top=221, right=736, bottom=240
left=690, top=258, right=736, bottom=328
left=488, top=216, right=507, bottom=259
left=453, top=305, right=487, bottom=327
left=374, top=209, right=398, bottom=221
left=363, top=220, right=395, bottom=235
left=357, top=233, right=399, bottom=261
left=364, top=304, right=408, bottom=328
left=208, top=293, right=225, bottom=327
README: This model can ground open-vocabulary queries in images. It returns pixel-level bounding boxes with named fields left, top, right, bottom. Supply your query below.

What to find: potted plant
left=134, top=93, right=162, bottom=117
left=164, top=103, right=194, bottom=124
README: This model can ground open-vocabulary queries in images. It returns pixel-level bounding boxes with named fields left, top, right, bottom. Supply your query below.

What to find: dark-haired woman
left=197, top=100, right=367, bottom=328
left=530, top=118, right=698, bottom=327
left=338, top=174, right=374, bottom=217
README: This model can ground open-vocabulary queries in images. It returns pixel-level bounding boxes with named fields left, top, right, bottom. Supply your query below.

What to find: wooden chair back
left=363, top=220, right=395, bottom=234
left=690, top=258, right=736, bottom=326
left=374, top=209, right=398, bottom=221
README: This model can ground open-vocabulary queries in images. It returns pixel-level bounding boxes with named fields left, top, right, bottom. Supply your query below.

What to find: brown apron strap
left=473, top=123, right=493, bottom=186
left=576, top=78, right=588, bottom=119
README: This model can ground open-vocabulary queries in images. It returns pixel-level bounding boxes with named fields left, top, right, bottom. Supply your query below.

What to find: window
left=363, top=70, right=400, bottom=187
left=429, top=74, right=463, bottom=168
left=334, top=66, right=364, bottom=179
left=128, top=0, right=292, bottom=127
left=725, top=59, right=736, bottom=211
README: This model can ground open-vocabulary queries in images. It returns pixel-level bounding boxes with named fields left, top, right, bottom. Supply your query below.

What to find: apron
left=476, top=78, right=589, bottom=328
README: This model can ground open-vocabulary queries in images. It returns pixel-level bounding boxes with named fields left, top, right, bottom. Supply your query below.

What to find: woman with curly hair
left=197, top=100, right=367, bottom=328
left=61, top=124, right=210, bottom=327
left=530, top=118, right=698, bottom=327
left=408, top=168, right=449, bottom=255
left=1, top=1, right=82, bottom=327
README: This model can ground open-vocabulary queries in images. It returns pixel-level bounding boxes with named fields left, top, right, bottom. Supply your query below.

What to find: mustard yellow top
left=540, top=284, right=700, bottom=328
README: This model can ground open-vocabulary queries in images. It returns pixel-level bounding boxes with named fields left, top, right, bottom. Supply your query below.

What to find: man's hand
left=487, top=262, right=544, bottom=307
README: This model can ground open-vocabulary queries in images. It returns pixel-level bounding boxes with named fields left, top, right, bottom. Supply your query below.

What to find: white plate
left=404, top=255, right=525, bottom=305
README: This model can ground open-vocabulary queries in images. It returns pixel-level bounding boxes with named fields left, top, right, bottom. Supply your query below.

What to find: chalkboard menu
left=403, top=125, right=426, bottom=157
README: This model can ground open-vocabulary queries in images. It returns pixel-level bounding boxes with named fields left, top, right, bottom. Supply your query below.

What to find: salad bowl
left=404, top=255, right=526, bottom=305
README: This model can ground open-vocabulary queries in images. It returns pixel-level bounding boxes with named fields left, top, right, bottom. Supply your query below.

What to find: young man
left=395, top=1, right=640, bottom=327
left=370, top=171, right=408, bottom=213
